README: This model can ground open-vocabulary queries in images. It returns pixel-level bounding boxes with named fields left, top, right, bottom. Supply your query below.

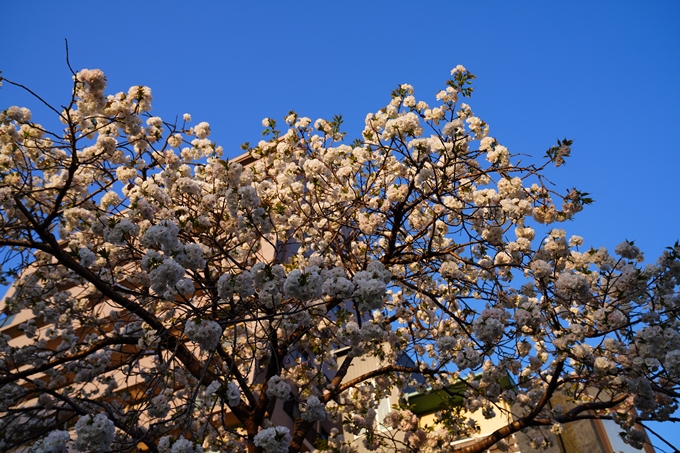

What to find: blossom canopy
left=0, top=65, right=677, bottom=453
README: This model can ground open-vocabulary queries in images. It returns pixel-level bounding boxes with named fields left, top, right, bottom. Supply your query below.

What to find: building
left=403, top=382, right=656, bottom=453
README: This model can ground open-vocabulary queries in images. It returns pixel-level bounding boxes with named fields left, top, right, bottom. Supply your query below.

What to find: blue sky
left=1, top=0, right=679, bottom=449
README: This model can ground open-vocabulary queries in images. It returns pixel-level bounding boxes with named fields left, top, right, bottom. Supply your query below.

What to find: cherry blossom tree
left=0, top=62, right=678, bottom=453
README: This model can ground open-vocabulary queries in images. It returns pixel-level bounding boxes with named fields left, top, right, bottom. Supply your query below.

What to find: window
left=376, top=396, right=392, bottom=432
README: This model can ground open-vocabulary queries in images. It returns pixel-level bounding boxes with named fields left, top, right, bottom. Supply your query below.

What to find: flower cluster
left=31, top=430, right=70, bottom=453
left=283, top=269, right=323, bottom=302
left=184, top=319, right=222, bottom=350
left=148, top=394, right=171, bottom=418
left=253, top=427, right=291, bottom=453
left=226, top=381, right=241, bottom=406
left=217, top=271, right=254, bottom=300
left=73, top=413, right=115, bottom=452
left=266, top=376, right=292, bottom=401
left=301, top=395, right=326, bottom=421
left=158, top=436, right=204, bottom=453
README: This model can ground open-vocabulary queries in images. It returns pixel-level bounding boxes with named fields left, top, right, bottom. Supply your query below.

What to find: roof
left=405, top=375, right=512, bottom=415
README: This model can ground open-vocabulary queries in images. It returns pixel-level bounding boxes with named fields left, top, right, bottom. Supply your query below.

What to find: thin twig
left=64, top=38, right=76, bottom=76
left=1, top=78, right=65, bottom=120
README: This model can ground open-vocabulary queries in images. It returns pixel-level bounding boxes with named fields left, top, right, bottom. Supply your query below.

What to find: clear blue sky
left=1, top=1, right=679, bottom=449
